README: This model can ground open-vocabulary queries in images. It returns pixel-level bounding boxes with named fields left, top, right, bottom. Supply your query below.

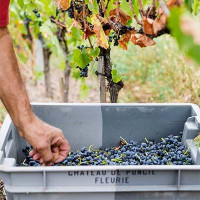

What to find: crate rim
left=1, top=164, right=200, bottom=173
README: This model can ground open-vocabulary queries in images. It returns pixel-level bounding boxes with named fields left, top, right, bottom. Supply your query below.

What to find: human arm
left=0, top=27, right=70, bottom=165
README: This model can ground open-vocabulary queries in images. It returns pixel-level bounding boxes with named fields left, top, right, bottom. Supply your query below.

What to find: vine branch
left=129, top=0, right=142, bottom=25
left=105, top=0, right=111, bottom=10
left=138, top=0, right=145, bottom=17
left=116, top=0, right=120, bottom=22
left=49, top=17, right=66, bottom=28
left=82, top=0, right=87, bottom=32
left=152, top=0, right=157, bottom=8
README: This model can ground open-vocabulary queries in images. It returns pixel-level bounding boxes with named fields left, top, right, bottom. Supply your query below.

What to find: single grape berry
left=36, top=13, right=40, bottom=18
left=32, top=9, right=38, bottom=14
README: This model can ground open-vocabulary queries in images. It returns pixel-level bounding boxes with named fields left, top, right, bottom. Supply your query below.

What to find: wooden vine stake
left=97, top=56, right=106, bottom=103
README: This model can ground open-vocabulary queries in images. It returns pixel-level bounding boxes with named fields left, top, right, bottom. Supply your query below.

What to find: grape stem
left=72, top=1, right=77, bottom=21
left=88, top=37, right=94, bottom=49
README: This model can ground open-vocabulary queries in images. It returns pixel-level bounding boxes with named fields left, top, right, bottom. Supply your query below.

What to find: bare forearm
left=0, top=27, right=70, bottom=165
left=0, top=27, right=35, bottom=134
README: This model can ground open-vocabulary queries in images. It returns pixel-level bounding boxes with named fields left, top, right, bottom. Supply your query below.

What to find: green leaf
left=121, top=0, right=132, bottom=16
left=111, top=69, right=122, bottom=83
left=17, top=0, right=24, bottom=9
left=88, top=0, right=98, bottom=14
left=193, top=0, right=200, bottom=15
left=90, top=47, right=100, bottom=58
left=184, top=0, right=194, bottom=12
left=71, top=27, right=83, bottom=44
left=73, top=48, right=91, bottom=69
left=133, top=0, right=139, bottom=17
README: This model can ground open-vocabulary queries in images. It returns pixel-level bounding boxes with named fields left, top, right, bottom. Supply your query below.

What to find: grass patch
left=111, top=35, right=200, bottom=104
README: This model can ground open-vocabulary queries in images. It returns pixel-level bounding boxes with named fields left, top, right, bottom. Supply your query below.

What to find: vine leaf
left=73, top=48, right=91, bottom=69
left=109, top=8, right=131, bottom=25
left=152, top=7, right=167, bottom=35
left=119, top=30, right=135, bottom=50
left=70, top=27, right=83, bottom=43
left=131, top=34, right=156, bottom=47
left=54, top=0, right=72, bottom=10
left=143, top=17, right=154, bottom=35
left=90, top=47, right=100, bottom=58
left=91, top=15, right=109, bottom=49
left=112, top=69, right=122, bottom=83
left=84, top=24, right=95, bottom=39
left=152, top=0, right=182, bottom=35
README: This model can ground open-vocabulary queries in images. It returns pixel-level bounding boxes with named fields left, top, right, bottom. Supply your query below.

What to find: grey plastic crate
left=1, top=103, right=200, bottom=200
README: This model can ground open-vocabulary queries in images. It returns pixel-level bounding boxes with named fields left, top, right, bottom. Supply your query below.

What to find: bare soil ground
left=26, top=67, right=99, bottom=103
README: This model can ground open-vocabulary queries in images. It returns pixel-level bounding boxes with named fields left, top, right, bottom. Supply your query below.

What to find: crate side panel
left=10, top=172, right=44, bottom=187
left=101, top=105, right=191, bottom=146
left=31, top=105, right=103, bottom=151
left=116, top=191, right=200, bottom=200
left=12, top=192, right=115, bottom=200
left=46, top=170, right=177, bottom=188
left=10, top=191, right=200, bottom=200
left=181, top=170, right=200, bottom=185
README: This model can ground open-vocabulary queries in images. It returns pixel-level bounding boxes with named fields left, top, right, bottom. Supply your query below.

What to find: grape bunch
left=76, top=45, right=89, bottom=78
left=108, top=33, right=121, bottom=46
left=66, top=2, right=75, bottom=19
left=32, top=9, right=40, bottom=18
left=76, top=65, right=89, bottom=77
left=18, top=132, right=194, bottom=167
left=66, top=1, right=92, bottom=19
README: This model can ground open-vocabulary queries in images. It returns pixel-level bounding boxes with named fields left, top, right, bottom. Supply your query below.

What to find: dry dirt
left=25, top=67, right=100, bottom=103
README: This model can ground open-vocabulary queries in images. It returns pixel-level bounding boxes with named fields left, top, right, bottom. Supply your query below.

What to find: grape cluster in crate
left=18, top=132, right=193, bottom=167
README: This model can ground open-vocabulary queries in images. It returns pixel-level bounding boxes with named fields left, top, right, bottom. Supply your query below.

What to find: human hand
left=19, top=115, right=70, bottom=166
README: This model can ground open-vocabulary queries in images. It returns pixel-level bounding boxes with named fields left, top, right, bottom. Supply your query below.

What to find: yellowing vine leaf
left=54, top=0, right=71, bottom=10
left=109, top=8, right=131, bottom=25
left=91, top=15, right=109, bottom=49
left=131, top=34, right=156, bottom=47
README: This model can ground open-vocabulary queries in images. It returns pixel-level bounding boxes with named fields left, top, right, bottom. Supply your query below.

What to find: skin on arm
left=0, top=27, right=70, bottom=165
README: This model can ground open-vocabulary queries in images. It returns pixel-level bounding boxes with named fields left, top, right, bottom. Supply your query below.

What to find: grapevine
left=10, top=0, right=200, bottom=103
